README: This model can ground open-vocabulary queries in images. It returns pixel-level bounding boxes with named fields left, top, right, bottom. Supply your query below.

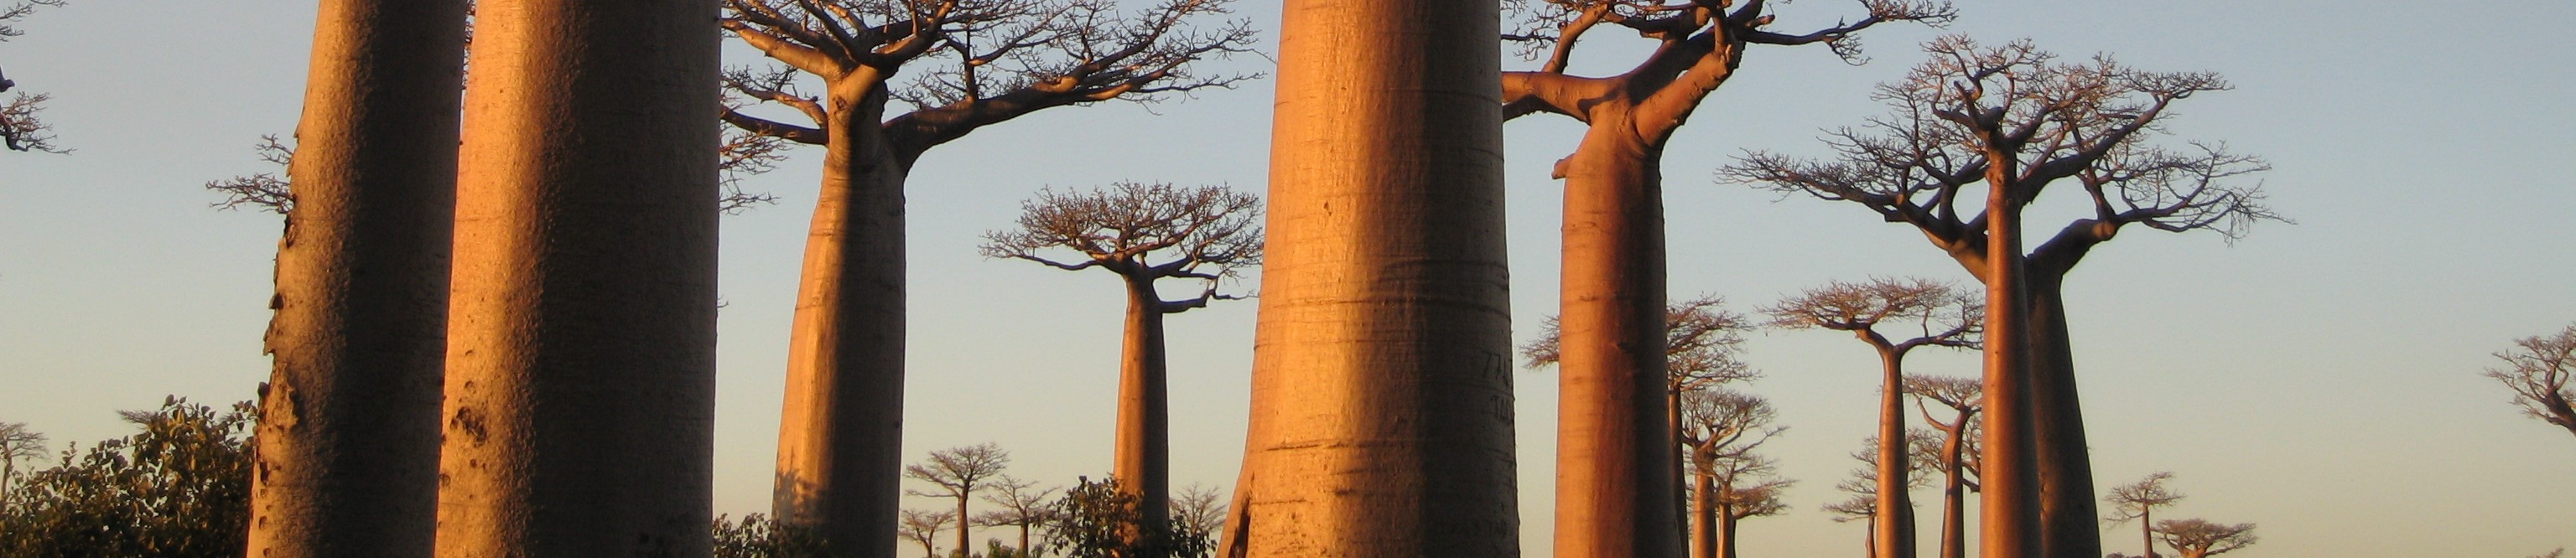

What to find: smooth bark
left=1976, top=163, right=2041, bottom=558
left=434, top=0, right=719, bottom=553
left=1932, top=410, right=1972, bottom=558
left=1220, top=0, right=1517, bottom=554
left=246, top=0, right=464, bottom=555
left=1690, top=473, right=1716, bottom=558
left=1872, top=347, right=1916, bottom=558
left=773, top=75, right=911, bottom=557
left=1554, top=127, right=1680, bottom=558
left=1118, top=275, right=1174, bottom=554
left=2024, top=271, right=2101, bottom=558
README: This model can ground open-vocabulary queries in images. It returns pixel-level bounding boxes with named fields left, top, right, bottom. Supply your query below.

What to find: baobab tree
left=0, top=0, right=65, bottom=153
left=1904, top=375, right=1981, bottom=558
left=1498, top=1, right=1953, bottom=551
left=2484, top=323, right=2576, bottom=439
left=237, top=1, right=466, bottom=555
left=1218, top=0, right=1519, bottom=554
left=1525, top=294, right=1758, bottom=520
left=0, top=421, right=43, bottom=510
left=1765, top=277, right=1979, bottom=558
left=906, top=443, right=1012, bottom=556
left=977, top=475, right=1061, bottom=558
left=1171, top=483, right=1227, bottom=556
left=718, top=3, right=1254, bottom=550
left=1823, top=437, right=1932, bottom=558
left=901, top=509, right=958, bottom=558
left=432, top=0, right=719, bottom=553
left=1723, top=36, right=2277, bottom=558
left=984, top=182, right=1259, bottom=550
left=2103, top=472, right=2185, bottom=558
left=1678, top=387, right=1785, bottom=558
left=2151, top=519, right=2256, bottom=558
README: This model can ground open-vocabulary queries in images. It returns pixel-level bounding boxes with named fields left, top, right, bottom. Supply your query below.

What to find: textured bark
left=2025, top=272, right=2101, bottom=558
left=1219, top=0, right=1517, bottom=554
left=772, top=75, right=909, bottom=557
left=1554, top=125, right=1680, bottom=558
left=434, top=0, right=719, bottom=554
left=1873, top=348, right=1916, bottom=558
left=1118, top=275, right=1174, bottom=554
left=1976, top=166, right=2041, bottom=558
left=246, top=0, right=465, bottom=555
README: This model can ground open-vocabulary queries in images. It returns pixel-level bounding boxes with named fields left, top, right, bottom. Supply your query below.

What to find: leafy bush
left=0, top=396, right=254, bottom=558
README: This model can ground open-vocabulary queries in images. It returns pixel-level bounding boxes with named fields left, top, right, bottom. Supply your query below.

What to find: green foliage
left=712, top=513, right=830, bottom=558
left=1045, top=477, right=1213, bottom=558
left=0, top=396, right=253, bottom=558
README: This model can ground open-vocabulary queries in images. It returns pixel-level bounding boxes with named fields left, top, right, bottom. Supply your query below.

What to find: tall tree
left=1527, top=295, right=1758, bottom=517
left=0, top=421, right=43, bottom=511
left=1724, top=37, right=2277, bottom=558
left=1676, top=387, right=1785, bottom=558
left=2151, top=519, right=2255, bottom=558
left=1903, top=375, right=1981, bottom=558
left=1218, top=0, right=1519, bottom=555
left=901, top=508, right=958, bottom=558
left=719, top=3, right=1254, bottom=550
left=976, top=475, right=1062, bottom=558
left=241, top=0, right=466, bottom=555
left=1823, top=437, right=1932, bottom=558
left=984, top=182, right=1260, bottom=550
left=433, top=0, right=719, bottom=553
left=2103, top=472, right=2185, bottom=558
left=2484, top=323, right=2576, bottom=439
left=0, top=0, right=64, bottom=153
left=906, top=443, right=1013, bottom=556
left=1498, top=1, right=1953, bottom=552
left=1765, top=277, right=1980, bottom=558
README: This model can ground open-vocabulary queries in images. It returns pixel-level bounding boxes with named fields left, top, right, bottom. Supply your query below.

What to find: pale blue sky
left=3, top=1, right=2570, bottom=556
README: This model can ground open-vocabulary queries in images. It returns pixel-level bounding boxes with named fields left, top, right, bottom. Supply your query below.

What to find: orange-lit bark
left=1555, top=125, right=1680, bottom=558
left=1929, top=407, right=1973, bottom=558
left=246, top=0, right=465, bottom=555
left=434, top=0, right=719, bottom=553
left=1690, top=473, right=1716, bottom=558
left=1118, top=274, right=1174, bottom=554
left=1220, top=0, right=1517, bottom=554
left=1872, top=346, right=1916, bottom=558
left=772, top=74, right=909, bottom=557
left=1976, top=158, right=2041, bottom=558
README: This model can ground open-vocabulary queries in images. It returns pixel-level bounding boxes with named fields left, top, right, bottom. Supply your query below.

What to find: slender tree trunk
left=2026, top=272, right=2101, bottom=558
left=433, top=0, right=718, bottom=554
left=1019, top=524, right=1033, bottom=558
left=1669, top=385, right=1689, bottom=530
left=2138, top=508, right=2153, bottom=558
left=955, top=493, right=973, bottom=558
left=1119, top=274, right=1174, bottom=555
left=1976, top=167, right=2041, bottom=558
left=1863, top=515, right=1877, bottom=558
left=247, top=2, right=465, bottom=555
left=1715, top=505, right=1738, bottom=558
left=773, top=76, right=908, bottom=558
left=1219, top=0, right=1516, bottom=554
left=1874, top=346, right=1916, bottom=558
left=1555, top=116, right=1680, bottom=558
left=1690, top=470, right=1716, bottom=558
left=1937, top=416, right=1969, bottom=558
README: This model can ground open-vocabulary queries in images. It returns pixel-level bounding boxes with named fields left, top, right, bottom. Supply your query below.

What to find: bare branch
left=981, top=182, right=1262, bottom=313
left=2485, top=323, right=2576, bottom=439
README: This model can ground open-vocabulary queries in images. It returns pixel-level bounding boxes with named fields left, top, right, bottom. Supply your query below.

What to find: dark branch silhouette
left=2485, top=323, right=2576, bottom=439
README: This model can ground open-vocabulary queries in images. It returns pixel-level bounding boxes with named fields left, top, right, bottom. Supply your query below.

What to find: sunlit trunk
left=1219, top=0, right=1516, bottom=554
left=434, top=0, right=719, bottom=553
left=1555, top=117, right=1680, bottom=558
left=1936, top=416, right=1969, bottom=558
left=1976, top=164, right=2041, bottom=558
left=1690, top=470, right=1716, bottom=558
left=1874, top=346, right=1916, bottom=558
left=1668, top=387, right=1689, bottom=532
left=1716, top=504, right=1739, bottom=558
left=1119, top=274, right=1174, bottom=554
left=2027, top=272, right=2101, bottom=558
left=772, top=77, right=907, bottom=558
left=2138, top=508, right=2154, bottom=558
left=247, top=0, right=463, bottom=555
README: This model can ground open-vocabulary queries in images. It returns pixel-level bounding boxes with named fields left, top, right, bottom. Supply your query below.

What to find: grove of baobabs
left=0, top=0, right=2568, bottom=556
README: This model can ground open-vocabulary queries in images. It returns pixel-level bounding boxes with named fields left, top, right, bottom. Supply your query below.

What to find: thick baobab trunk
left=1118, top=274, right=1174, bottom=553
left=1936, top=416, right=1970, bottom=558
left=1218, top=0, right=1516, bottom=554
left=2027, top=273, right=2101, bottom=558
left=247, top=0, right=464, bottom=555
left=434, top=0, right=719, bottom=553
left=1555, top=120, right=1680, bottom=558
left=1716, top=510, right=1740, bottom=558
left=773, top=79, right=909, bottom=557
left=1976, top=168, right=2042, bottom=558
left=1690, top=472, right=1716, bottom=558
left=1873, top=348, right=1916, bottom=558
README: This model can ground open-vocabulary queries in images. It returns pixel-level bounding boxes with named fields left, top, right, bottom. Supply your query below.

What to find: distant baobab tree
left=2483, top=323, right=2576, bottom=439
left=0, top=0, right=65, bottom=153
left=905, top=443, right=1013, bottom=556
left=975, top=474, right=1061, bottom=558
left=1723, top=36, right=2277, bottom=558
left=1903, top=375, right=1981, bottom=558
left=1677, top=387, right=1788, bottom=558
left=1823, top=436, right=1931, bottom=558
left=1498, top=0, right=1952, bottom=550
left=1526, top=294, right=1758, bottom=521
left=900, top=508, right=958, bottom=558
left=1171, top=483, right=1227, bottom=558
left=2151, top=519, right=2256, bottom=558
left=715, top=2, right=1255, bottom=550
left=1765, top=276, right=1979, bottom=558
left=0, top=421, right=44, bottom=510
left=2104, top=472, right=2186, bottom=558
left=983, top=182, right=1259, bottom=552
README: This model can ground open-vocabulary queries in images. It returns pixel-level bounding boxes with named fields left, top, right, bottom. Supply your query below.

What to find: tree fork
left=246, top=0, right=465, bottom=555
left=1220, top=0, right=1518, bottom=554
left=434, top=0, right=719, bottom=553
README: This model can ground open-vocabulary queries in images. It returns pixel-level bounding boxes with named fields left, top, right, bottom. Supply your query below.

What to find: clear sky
left=3, top=0, right=2570, bottom=556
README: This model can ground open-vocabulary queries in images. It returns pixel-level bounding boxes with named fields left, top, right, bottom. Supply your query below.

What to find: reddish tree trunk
left=2027, top=271, right=2101, bottom=558
left=1716, top=505, right=1740, bottom=558
left=772, top=77, right=908, bottom=557
left=1976, top=167, right=2042, bottom=558
left=1554, top=117, right=1680, bottom=558
left=1690, top=472, right=1716, bottom=558
left=1873, top=346, right=1917, bottom=558
left=1219, top=0, right=1517, bottom=554
left=246, top=0, right=464, bottom=555
left=1936, top=415, right=1971, bottom=558
left=434, top=0, right=719, bottom=552
left=1118, top=273, right=1174, bottom=554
